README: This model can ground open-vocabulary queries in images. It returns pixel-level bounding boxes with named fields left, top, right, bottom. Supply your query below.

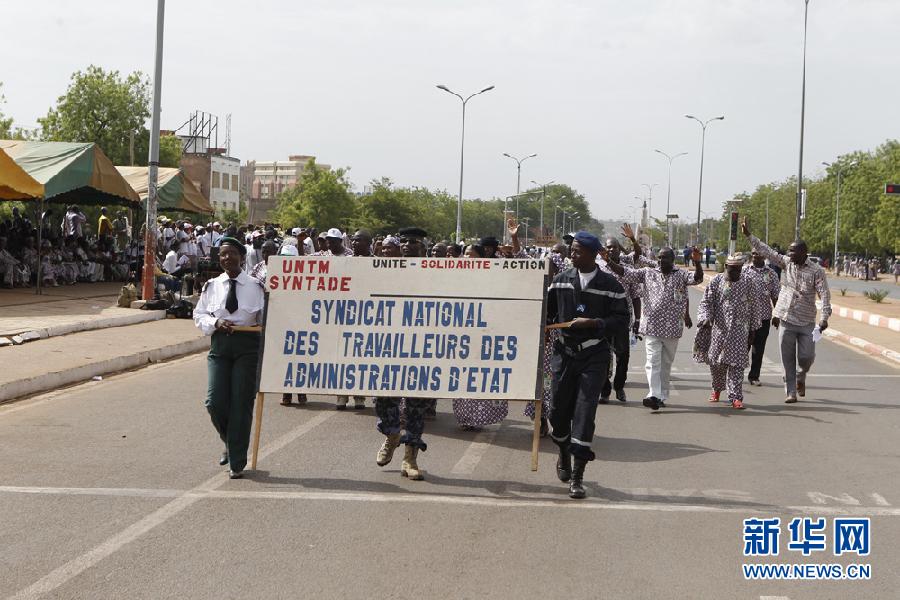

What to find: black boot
left=556, top=446, right=572, bottom=482
left=569, top=458, right=587, bottom=499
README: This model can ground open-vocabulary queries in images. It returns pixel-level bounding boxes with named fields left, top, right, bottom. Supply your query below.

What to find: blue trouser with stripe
left=549, top=348, right=608, bottom=461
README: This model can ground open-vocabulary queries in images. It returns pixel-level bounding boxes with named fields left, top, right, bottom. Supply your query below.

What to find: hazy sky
left=2, top=0, right=898, bottom=222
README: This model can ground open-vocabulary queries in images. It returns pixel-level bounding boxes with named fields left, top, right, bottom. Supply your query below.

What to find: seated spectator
left=161, top=240, right=193, bottom=294
left=0, top=236, right=30, bottom=287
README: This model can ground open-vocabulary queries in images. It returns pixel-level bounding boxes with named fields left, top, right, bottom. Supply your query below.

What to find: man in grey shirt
left=741, top=217, right=831, bottom=403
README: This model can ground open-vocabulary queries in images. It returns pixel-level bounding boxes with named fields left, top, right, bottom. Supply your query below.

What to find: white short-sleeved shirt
left=193, top=271, right=265, bottom=335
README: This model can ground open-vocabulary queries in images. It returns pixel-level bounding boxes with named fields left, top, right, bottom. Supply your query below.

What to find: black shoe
left=657, top=399, right=666, bottom=408
left=642, top=396, right=660, bottom=411
left=218, top=451, right=229, bottom=466
left=599, top=395, right=610, bottom=404
left=569, top=458, right=587, bottom=499
left=556, top=447, right=572, bottom=483
left=228, top=469, right=243, bottom=479
left=615, top=389, right=627, bottom=402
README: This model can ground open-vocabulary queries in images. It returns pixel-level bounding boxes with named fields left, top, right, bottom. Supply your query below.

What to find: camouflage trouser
left=375, top=398, right=428, bottom=450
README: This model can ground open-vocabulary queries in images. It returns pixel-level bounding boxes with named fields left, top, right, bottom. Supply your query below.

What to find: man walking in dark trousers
left=546, top=231, right=630, bottom=499
left=597, top=223, right=642, bottom=403
left=743, top=250, right=781, bottom=386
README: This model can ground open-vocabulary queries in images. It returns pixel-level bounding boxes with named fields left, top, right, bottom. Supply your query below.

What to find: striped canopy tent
left=116, top=166, right=213, bottom=215
left=0, top=140, right=140, bottom=206
left=0, top=147, right=44, bottom=200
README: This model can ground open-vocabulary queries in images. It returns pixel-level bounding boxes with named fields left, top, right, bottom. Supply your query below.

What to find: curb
left=0, top=336, right=210, bottom=404
left=830, top=303, right=900, bottom=333
left=822, top=327, right=900, bottom=366
left=0, top=310, right=165, bottom=344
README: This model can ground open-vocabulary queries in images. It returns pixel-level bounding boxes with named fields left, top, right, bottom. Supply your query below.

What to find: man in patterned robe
left=695, top=253, right=763, bottom=409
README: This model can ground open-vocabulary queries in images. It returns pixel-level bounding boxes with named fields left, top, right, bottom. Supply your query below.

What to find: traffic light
left=729, top=211, right=739, bottom=241
left=885, top=184, right=900, bottom=195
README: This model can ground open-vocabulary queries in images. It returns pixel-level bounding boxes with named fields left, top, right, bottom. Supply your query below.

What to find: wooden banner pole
left=250, top=391, right=264, bottom=470
left=530, top=400, right=542, bottom=471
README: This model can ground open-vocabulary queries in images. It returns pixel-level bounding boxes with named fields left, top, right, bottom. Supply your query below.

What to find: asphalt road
left=827, top=274, right=897, bottom=298
left=2, top=289, right=899, bottom=599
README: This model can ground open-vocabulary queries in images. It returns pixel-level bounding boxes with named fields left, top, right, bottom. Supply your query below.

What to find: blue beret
left=573, top=231, right=601, bottom=251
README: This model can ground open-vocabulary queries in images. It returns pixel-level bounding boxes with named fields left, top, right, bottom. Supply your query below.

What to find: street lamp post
left=796, top=0, right=811, bottom=240
left=503, top=153, right=537, bottom=219
left=654, top=149, right=688, bottom=244
left=822, top=160, right=857, bottom=272
left=685, top=114, right=725, bottom=246
left=437, top=84, right=495, bottom=243
left=531, top=179, right=554, bottom=239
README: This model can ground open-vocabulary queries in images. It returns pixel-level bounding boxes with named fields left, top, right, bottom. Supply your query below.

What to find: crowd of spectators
left=0, top=205, right=131, bottom=289
left=835, top=254, right=899, bottom=282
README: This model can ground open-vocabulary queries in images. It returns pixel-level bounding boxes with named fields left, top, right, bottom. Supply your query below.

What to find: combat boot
left=556, top=446, right=572, bottom=482
left=376, top=433, right=401, bottom=466
left=569, top=458, right=587, bottom=499
left=400, top=446, right=424, bottom=480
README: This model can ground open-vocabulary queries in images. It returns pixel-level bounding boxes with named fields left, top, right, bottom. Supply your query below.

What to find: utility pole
left=142, top=0, right=165, bottom=302
left=795, top=0, right=811, bottom=240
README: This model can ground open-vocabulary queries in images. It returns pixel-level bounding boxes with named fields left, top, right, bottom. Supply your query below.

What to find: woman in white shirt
left=193, top=237, right=265, bottom=479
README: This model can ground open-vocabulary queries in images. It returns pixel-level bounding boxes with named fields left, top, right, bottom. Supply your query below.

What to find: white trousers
left=644, top=335, right=680, bottom=401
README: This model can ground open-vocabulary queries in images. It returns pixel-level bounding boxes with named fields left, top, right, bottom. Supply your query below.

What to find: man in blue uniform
left=546, top=232, right=631, bottom=498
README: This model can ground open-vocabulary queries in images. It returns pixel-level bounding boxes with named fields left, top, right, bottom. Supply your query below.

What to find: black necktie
left=225, top=279, right=239, bottom=314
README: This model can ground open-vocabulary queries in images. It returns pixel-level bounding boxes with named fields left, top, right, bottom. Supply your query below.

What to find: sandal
left=708, top=391, right=720, bottom=403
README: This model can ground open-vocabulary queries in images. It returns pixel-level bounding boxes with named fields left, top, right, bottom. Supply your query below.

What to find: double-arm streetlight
left=552, top=195, right=568, bottom=237
left=563, top=211, right=579, bottom=234
left=520, top=217, right=531, bottom=247
left=531, top=179, right=554, bottom=237
left=685, top=114, right=725, bottom=245
left=822, top=160, right=857, bottom=272
left=641, top=183, right=659, bottom=223
left=503, top=191, right=540, bottom=243
left=502, top=153, right=537, bottom=212
left=654, top=149, right=688, bottom=244
left=437, top=84, right=495, bottom=242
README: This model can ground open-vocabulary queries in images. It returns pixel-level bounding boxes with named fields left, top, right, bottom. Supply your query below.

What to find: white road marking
left=3, top=484, right=900, bottom=516
left=761, top=355, right=782, bottom=375
left=450, top=429, right=498, bottom=475
left=668, top=379, right=680, bottom=398
left=7, top=410, right=336, bottom=600
left=760, top=596, right=791, bottom=600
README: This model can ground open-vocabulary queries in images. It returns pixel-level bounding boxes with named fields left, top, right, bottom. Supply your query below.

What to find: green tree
left=38, top=65, right=150, bottom=165
left=158, top=133, right=182, bottom=168
left=272, top=159, right=356, bottom=230
left=217, top=200, right=249, bottom=227
left=0, top=82, right=11, bottom=138
left=0, top=82, right=33, bottom=140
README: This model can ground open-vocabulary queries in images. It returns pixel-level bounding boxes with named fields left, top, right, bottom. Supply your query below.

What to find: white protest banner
left=258, top=256, right=548, bottom=400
